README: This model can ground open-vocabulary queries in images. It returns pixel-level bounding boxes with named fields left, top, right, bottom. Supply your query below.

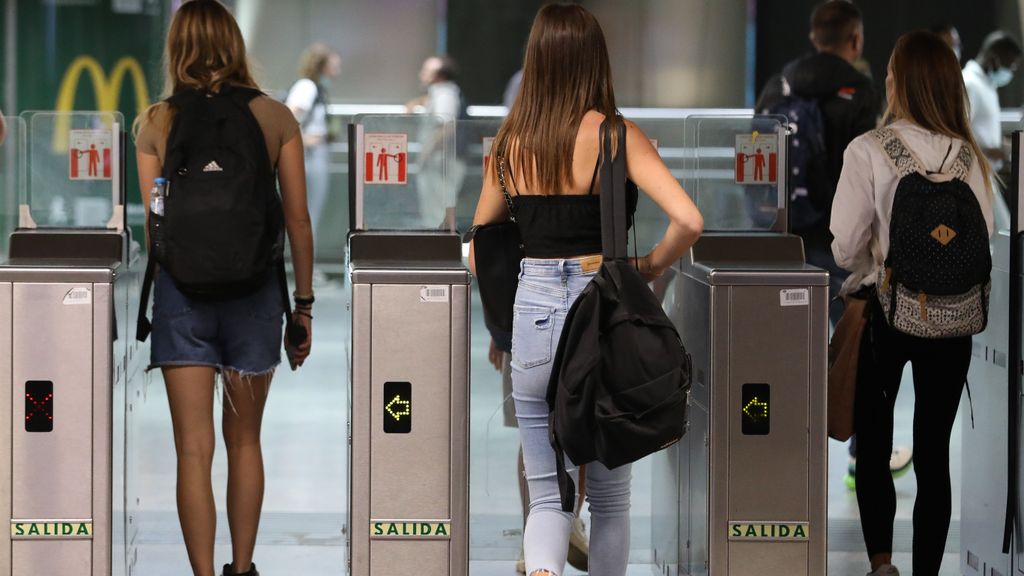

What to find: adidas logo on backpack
left=872, top=127, right=991, bottom=338
left=202, top=160, right=224, bottom=172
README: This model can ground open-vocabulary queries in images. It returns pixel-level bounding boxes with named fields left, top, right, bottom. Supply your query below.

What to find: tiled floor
left=129, top=277, right=967, bottom=575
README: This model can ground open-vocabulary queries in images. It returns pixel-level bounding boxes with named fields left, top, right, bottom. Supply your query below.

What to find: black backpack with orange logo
left=872, top=127, right=991, bottom=338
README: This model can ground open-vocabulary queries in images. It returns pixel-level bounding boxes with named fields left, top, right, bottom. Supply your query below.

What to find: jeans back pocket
left=512, top=305, right=555, bottom=369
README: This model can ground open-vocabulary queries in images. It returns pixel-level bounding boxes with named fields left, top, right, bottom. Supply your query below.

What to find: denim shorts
left=149, top=271, right=285, bottom=375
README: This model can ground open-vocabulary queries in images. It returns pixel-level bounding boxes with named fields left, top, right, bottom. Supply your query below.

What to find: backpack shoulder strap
left=950, top=141, right=974, bottom=181
left=871, top=127, right=922, bottom=177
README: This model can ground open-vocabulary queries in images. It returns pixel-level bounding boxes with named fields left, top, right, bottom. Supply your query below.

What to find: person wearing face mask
left=963, top=31, right=1022, bottom=173
left=286, top=43, right=342, bottom=284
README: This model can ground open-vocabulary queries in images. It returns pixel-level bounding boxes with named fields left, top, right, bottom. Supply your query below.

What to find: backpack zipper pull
left=918, top=292, right=928, bottom=322
left=882, top=268, right=892, bottom=291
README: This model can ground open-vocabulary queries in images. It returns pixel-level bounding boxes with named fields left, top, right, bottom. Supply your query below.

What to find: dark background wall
left=755, top=0, right=1023, bottom=107
left=446, top=0, right=549, bottom=106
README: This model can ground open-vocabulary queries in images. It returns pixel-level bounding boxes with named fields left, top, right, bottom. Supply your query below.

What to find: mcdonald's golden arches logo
left=53, top=55, right=151, bottom=150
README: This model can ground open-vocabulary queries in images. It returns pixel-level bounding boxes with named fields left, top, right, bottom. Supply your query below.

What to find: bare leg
left=164, top=366, right=218, bottom=576
left=222, top=372, right=273, bottom=573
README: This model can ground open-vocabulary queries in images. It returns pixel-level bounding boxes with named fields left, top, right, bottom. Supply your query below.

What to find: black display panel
left=741, top=383, right=770, bottom=435
left=383, top=381, right=412, bottom=434
left=25, top=381, right=54, bottom=433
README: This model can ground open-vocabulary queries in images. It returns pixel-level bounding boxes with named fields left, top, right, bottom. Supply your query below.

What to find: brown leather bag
left=828, top=295, right=870, bottom=441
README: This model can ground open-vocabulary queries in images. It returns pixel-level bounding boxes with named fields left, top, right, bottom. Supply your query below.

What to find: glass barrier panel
left=683, top=115, right=787, bottom=232
left=630, top=117, right=687, bottom=257
left=350, top=114, right=456, bottom=232
left=454, top=118, right=504, bottom=234
left=22, top=111, right=125, bottom=229
left=0, top=117, right=26, bottom=258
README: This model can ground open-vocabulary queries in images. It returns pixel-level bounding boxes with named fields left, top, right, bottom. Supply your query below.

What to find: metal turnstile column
left=673, top=233, right=828, bottom=576
left=348, top=232, right=469, bottom=576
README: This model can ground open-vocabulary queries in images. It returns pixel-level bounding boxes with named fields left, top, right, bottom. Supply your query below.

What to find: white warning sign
left=735, top=132, right=778, bottom=185
left=69, top=129, right=113, bottom=181
left=365, top=133, right=408, bottom=185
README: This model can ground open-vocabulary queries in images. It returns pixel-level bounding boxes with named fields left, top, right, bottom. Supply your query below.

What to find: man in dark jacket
left=759, top=1, right=908, bottom=495
left=758, top=0, right=879, bottom=309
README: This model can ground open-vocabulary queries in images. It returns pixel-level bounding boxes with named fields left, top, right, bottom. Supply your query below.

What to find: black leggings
left=854, top=300, right=972, bottom=576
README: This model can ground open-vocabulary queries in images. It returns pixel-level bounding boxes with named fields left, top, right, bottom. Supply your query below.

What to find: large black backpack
left=137, top=86, right=289, bottom=341
left=546, top=118, right=692, bottom=512
left=872, top=127, right=991, bottom=338
left=760, top=77, right=833, bottom=231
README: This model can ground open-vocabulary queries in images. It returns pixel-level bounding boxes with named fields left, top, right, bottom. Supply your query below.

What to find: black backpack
left=137, top=86, right=290, bottom=341
left=546, top=118, right=692, bottom=512
left=760, top=77, right=833, bottom=231
left=872, top=127, right=991, bottom=338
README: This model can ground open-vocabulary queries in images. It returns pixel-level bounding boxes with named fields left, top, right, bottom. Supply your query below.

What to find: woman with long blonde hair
left=831, top=30, right=995, bottom=576
left=134, top=2, right=314, bottom=575
left=470, top=4, right=703, bottom=575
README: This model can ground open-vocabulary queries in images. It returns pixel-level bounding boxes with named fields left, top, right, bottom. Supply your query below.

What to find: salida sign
left=11, top=521, right=93, bottom=539
left=370, top=521, right=451, bottom=538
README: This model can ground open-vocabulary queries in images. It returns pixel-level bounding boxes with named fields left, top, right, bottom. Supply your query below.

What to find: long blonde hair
left=885, top=31, right=993, bottom=194
left=134, top=0, right=257, bottom=137
left=490, top=3, right=618, bottom=195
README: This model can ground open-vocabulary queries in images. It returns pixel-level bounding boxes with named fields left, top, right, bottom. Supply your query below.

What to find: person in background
left=134, top=2, right=314, bottom=575
left=832, top=31, right=994, bottom=576
left=932, top=23, right=963, bottom=63
left=286, top=43, right=341, bottom=285
left=407, top=55, right=463, bottom=120
left=470, top=4, right=703, bottom=575
left=963, top=31, right=1022, bottom=174
left=757, top=0, right=910, bottom=491
left=408, top=55, right=466, bottom=229
left=504, top=69, right=524, bottom=111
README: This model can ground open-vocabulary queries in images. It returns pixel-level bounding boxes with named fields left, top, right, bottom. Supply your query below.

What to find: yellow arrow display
left=386, top=395, right=411, bottom=421
left=743, top=397, right=769, bottom=421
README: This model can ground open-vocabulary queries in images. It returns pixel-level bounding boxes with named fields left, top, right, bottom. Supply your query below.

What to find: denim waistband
left=520, top=256, right=601, bottom=278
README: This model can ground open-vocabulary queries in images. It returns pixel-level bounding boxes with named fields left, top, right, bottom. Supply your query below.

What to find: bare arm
left=623, top=120, right=704, bottom=273
left=279, top=134, right=313, bottom=297
left=0, top=114, right=6, bottom=145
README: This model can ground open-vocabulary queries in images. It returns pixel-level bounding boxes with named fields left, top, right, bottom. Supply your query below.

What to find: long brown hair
left=134, top=0, right=257, bottom=138
left=491, top=3, right=617, bottom=195
left=885, top=31, right=992, bottom=193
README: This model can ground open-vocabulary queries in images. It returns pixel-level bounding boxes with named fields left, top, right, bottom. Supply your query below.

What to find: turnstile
left=961, top=132, right=1024, bottom=576
left=671, top=233, right=828, bottom=576
left=348, top=231, right=470, bottom=576
left=0, top=112, right=144, bottom=576
left=0, top=229, right=139, bottom=575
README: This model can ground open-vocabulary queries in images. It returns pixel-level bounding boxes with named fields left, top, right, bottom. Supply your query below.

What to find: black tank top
left=508, top=160, right=639, bottom=258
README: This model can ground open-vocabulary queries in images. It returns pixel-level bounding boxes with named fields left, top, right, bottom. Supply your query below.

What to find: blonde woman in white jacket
left=831, top=31, right=994, bottom=576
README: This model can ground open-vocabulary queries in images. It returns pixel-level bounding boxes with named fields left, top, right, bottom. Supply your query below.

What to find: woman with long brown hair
left=470, top=4, right=703, bottom=575
left=134, top=1, right=314, bottom=575
left=831, top=31, right=995, bottom=576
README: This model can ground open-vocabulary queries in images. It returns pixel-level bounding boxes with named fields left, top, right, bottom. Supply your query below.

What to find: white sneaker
left=867, top=564, right=900, bottom=576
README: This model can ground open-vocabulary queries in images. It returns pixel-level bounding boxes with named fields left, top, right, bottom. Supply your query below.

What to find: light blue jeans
left=512, top=258, right=632, bottom=576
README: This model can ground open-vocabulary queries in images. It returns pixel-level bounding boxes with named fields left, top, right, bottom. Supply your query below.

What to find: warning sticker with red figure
left=69, top=129, right=113, bottom=181
left=365, top=133, right=408, bottom=185
left=735, top=132, right=778, bottom=185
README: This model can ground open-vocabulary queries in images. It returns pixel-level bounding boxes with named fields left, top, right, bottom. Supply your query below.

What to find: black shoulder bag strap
left=600, top=116, right=629, bottom=261
left=552, top=115, right=629, bottom=513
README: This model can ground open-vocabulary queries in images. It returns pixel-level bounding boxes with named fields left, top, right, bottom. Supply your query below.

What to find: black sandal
left=222, top=563, right=259, bottom=576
